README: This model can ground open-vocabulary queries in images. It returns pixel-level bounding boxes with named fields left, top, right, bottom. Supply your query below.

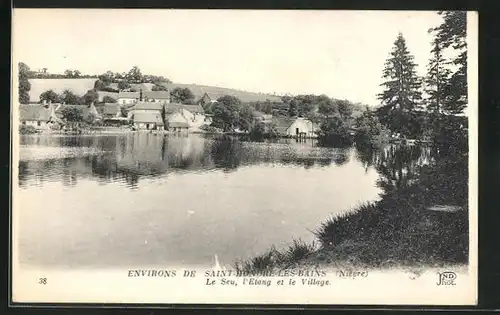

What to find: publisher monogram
left=437, top=271, right=457, bottom=286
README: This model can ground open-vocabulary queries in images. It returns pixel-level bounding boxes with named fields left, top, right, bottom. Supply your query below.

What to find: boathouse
left=273, top=116, right=319, bottom=138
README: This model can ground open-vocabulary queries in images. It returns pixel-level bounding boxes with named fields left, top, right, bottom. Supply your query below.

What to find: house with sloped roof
left=117, top=90, right=171, bottom=105
left=272, top=116, right=319, bottom=138
left=19, top=104, right=52, bottom=129
left=97, top=103, right=131, bottom=126
left=117, top=91, right=140, bottom=105
left=130, top=101, right=165, bottom=130
left=101, top=103, right=121, bottom=119
left=167, top=115, right=190, bottom=133
left=19, top=102, right=93, bottom=129
left=143, top=91, right=170, bottom=103
left=165, top=103, right=208, bottom=132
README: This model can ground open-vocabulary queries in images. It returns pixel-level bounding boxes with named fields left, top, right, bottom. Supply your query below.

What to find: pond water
left=16, top=133, right=423, bottom=269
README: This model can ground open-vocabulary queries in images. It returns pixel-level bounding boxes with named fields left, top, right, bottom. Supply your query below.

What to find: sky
left=13, top=9, right=447, bottom=106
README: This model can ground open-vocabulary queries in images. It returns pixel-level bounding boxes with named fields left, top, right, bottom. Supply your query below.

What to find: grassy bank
left=235, top=143, right=468, bottom=271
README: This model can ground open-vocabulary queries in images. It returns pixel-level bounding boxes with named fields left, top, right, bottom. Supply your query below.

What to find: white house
left=19, top=104, right=51, bottom=129
left=142, top=91, right=170, bottom=103
left=117, top=91, right=140, bottom=105
left=19, top=102, right=64, bottom=129
left=117, top=90, right=170, bottom=105
left=166, top=112, right=190, bottom=133
left=165, top=103, right=208, bottom=132
left=273, top=117, right=319, bottom=138
left=130, top=101, right=165, bottom=130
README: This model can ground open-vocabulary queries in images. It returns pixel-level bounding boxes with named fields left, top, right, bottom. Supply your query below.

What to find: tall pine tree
left=432, top=11, right=467, bottom=114
left=377, top=33, right=423, bottom=137
left=424, top=36, right=451, bottom=115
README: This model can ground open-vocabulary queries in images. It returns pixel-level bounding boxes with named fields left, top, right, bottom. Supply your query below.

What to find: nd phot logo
left=437, top=271, right=457, bottom=286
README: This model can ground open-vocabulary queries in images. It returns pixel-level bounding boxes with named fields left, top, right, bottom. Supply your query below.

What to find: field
left=28, top=78, right=97, bottom=103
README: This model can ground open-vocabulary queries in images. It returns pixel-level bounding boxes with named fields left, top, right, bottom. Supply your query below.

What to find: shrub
left=200, top=124, right=222, bottom=133
left=19, top=125, right=38, bottom=134
left=355, top=111, right=390, bottom=144
left=234, top=247, right=279, bottom=273
left=278, top=239, right=317, bottom=267
left=314, top=203, right=381, bottom=248
left=316, top=117, right=353, bottom=146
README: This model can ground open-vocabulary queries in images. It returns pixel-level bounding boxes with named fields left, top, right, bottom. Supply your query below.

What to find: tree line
left=200, top=92, right=367, bottom=140
left=93, top=66, right=172, bottom=93
left=374, top=11, right=467, bottom=144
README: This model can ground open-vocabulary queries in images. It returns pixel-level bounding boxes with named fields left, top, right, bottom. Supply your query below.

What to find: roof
left=102, top=103, right=120, bottom=115
left=133, top=112, right=164, bottom=125
left=272, top=116, right=295, bottom=133
left=165, top=103, right=205, bottom=114
left=168, top=121, right=190, bottom=128
left=19, top=104, right=51, bottom=121
left=133, top=101, right=165, bottom=111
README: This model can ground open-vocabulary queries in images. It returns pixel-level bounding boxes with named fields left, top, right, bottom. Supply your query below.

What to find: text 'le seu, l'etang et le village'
left=126, top=269, right=369, bottom=287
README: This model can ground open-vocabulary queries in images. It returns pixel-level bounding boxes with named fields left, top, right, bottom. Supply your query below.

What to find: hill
left=161, top=82, right=283, bottom=103
left=28, top=78, right=96, bottom=103
left=27, top=78, right=283, bottom=104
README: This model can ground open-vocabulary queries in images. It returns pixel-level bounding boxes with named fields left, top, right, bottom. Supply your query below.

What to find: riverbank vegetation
left=19, top=125, right=39, bottom=135
left=237, top=11, right=469, bottom=270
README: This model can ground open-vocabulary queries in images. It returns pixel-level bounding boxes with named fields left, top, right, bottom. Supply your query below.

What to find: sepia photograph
left=11, top=9, right=477, bottom=305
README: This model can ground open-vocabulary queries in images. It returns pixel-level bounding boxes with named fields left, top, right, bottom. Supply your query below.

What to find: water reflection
left=354, top=143, right=434, bottom=194
left=19, top=134, right=356, bottom=189
left=17, top=134, right=456, bottom=268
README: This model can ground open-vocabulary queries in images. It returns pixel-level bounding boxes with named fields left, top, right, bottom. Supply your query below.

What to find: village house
left=117, top=91, right=140, bottom=105
left=199, top=92, right=222, bottom=106
left=142, top=91, right=171, bottom=103
left=130, top=101, right=165, bottom=130
left=272, top=116, right=319, bottom=138
left=101, top=103, right=122, bottom=120
left=165, top=103, right=207, bottom=132
left=99, top=103, right=131, bottom=126
left=167, top=119, right=190, bottom=133
left=19, top=101, right=101, bottom=130
left=19, top=104, right=52, bottom=129
left=117, top=90, right=170, bottom=105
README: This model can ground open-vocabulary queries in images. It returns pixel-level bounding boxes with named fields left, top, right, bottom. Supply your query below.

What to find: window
left=37, top=121, right=41, bottom=126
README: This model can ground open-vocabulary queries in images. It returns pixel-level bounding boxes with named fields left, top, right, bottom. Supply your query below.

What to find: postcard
left=11, top=9, right=478, bottom=306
